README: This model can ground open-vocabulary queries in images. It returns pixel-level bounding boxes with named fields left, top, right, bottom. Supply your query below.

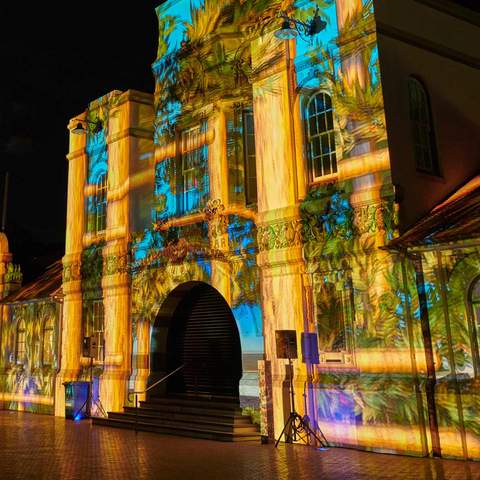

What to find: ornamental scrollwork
left=103, top=253, right=129, bottom=276
left=63, top=261, right=81, bottom=283
left=204, top=198, right=228, bottom=250
left=257, top=219, right=303, bottom=252
left=204, top=198, right=225, bottom=221
left=5, top=263, right=22, bottom=284
left=353, top=200, right=398, bottom=238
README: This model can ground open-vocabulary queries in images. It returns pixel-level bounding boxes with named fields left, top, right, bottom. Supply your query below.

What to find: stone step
left=145, top=395, right=240, bottom=412
left=138, top=401, right=242, bottom=418
left=92, top=416, right=261, bottom=443
left=107, top=411, right=258, bottom=433
left=123, top=406, right=252, bottom=425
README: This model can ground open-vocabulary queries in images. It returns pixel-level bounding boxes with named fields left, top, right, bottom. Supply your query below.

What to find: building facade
left=2, top=0, right=479, bottom=460
left=0, top=240, right=62, bottom=414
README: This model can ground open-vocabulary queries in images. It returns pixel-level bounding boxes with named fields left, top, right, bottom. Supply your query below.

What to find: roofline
left=414, top=0, right=480, bottom=27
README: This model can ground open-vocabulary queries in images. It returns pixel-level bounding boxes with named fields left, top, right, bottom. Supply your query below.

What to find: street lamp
left=274, top=7, right=327, bottom=41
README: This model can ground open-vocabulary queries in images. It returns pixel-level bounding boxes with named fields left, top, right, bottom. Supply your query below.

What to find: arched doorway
left=150, top=282, right=242, bottom=402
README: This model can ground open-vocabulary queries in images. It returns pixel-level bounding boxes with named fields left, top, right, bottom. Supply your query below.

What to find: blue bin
left=64, top=381, right=90, bottom=420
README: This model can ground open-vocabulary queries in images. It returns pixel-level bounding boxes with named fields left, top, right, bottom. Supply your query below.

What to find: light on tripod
left=274, top=330, right=328, bottom=448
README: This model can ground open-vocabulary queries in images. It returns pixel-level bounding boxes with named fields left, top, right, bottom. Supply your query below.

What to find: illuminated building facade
left=0, top=260, right=61, bottom=414
left=1, top=0, right=480, bottom=459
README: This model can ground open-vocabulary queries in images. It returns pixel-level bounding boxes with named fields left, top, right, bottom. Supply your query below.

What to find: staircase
left=92, top=395, right=261, bottom=443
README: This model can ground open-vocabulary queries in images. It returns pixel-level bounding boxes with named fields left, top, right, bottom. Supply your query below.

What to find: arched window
left=408, top=77, right=439, bottom=175
left=16, top=320, right=26, bottom=365
left=470, top=277, right=480, bottom=368
left=307, top=92, right=337, bottom=180
left=42, top=316, right=55, bottom=366
left=95, top=173, right=107, bottom=232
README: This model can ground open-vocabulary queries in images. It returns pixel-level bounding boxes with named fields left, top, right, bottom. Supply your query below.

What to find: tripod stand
left=275, top=356, right=328, bottom=448
left=74, top=356, right=107, bottom=419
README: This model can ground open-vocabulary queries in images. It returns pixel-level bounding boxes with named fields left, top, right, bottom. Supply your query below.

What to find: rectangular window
left=83, top=299, right=105, bottom=362
left=226, top=106, right=257, bottom=206
left=153, top=157, right=177, bottom=222
left=179, top=125, right=209, bottom=214
left=307, top=92, right=337, bottom=181
left=243, top=110, right=257, bottom=206
left=16, top=326, right=26, bottom=365
left=313, top=273, right=354, bottom=364
left=42, top=319, right=55, bottom=367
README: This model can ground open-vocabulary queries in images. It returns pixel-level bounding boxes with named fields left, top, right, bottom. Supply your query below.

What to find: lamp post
left=274, top=7, right=327, bottom=41
left=71, top=117, right=103, bottom=135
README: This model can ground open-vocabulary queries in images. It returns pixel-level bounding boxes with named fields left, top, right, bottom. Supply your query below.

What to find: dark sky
left=1, top=2, right=160, bottom=280
left=1, top=0, right=478, bottom=281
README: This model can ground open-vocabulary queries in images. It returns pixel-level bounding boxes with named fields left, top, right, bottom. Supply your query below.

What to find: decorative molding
left=103, top=253, right=129, bottom=276
left=257, top=218, right=303, bottom=252
left=204, top=199, right=228, bottom=251
left=62, top=261, right=81, bottom=283
left=376, top=22, right=480, bottom=70
left=5, top=263, right=22, bottom=284
left=414, top=0, right=480, bottom=27
left=204, top=198, right=225, bottom=221
left=353, top=201, right=397, bottom=236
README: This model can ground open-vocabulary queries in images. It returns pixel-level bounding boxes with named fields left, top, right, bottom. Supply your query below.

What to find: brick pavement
left=0, top=411, right=479, bottom=480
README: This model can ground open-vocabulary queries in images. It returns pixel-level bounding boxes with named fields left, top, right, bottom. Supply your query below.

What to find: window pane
left=243, top=110, right=257, bottom=205
left=324, top=93, right=332, bottom=110
left=16, top=323, right=26, bottom=364
left=307, top=92, right=336, bottom=180
left=181, top=126, right=209, bottom=214
left=312, top=137, right=321, bottom=158
left=316, top=93, right=325, bottom=112
left=43, top=325, right=54, bottom=366
left=408, top=78, right=438, bottom=174
left=326, top=111, right=334, bottom=131
left=472, top=279, right=480, bottom=302
left=308, top=116, right=317, bottom=136
left=315, top=281, right=347, bottom=353
left=331, top=152, right=338, bottom=174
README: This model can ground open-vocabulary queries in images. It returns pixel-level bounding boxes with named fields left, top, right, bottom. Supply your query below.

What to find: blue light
left=74, top=413, right=83, bottom=421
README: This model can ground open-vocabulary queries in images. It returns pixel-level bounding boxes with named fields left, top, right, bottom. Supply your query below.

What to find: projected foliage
left=0, top=0, right=477, bottom=461
left=0, top=301, right=58, bottom=414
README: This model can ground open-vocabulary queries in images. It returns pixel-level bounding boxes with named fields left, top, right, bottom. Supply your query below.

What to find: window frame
left=407, top=76, right=440, bottom=176
left=312, top=272, right=355, bottom=366
left=468, top=275, right=480, bottom=377
left=82, top=299, right=105, bottom=362
left=305, top=91, right=338, bottom=183
left=176, top=123, right=209, bottom=215
left=15, top=319, right=26, bottom=366
left=41, top=316, right=55, bottom=367
left=95, top=173, right=108, bottom=233
left=242, top=108, right=257, bottom=206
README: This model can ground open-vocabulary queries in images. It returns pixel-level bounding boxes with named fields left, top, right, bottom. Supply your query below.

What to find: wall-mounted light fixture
left=274, top=7, right=327, bottom=41
left=71, top=118, right=104, bottom=135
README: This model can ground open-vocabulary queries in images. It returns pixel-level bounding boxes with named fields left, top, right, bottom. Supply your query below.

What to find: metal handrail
left=128, top=364, right=185, bottom=433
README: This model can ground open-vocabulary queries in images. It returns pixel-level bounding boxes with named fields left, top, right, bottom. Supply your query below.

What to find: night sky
left=1, top=0, right=478, bottom=281
left=1, top=2, right=160, bottom=280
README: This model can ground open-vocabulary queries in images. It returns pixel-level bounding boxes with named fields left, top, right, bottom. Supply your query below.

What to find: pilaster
left=252, top=32, right=308, bottom=439
left=55, top=120, right=87, bottom=417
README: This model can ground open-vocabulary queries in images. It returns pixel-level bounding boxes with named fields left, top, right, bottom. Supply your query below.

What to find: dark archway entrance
left=150, top=282, right=242, bottom=402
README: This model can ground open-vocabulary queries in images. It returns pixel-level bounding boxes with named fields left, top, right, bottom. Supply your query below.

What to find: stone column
left=55, top=119, right=87, bottom=417
left=252, top=33, right=307, bottom=438
left=207, top=107, right=231, bottom=304
left=100, top=95, right=132, bottom=413
left=99, top=90, right=154, bottom=412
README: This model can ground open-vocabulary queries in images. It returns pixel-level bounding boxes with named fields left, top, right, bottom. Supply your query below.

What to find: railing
left=128, top=364, right=185, bottom=433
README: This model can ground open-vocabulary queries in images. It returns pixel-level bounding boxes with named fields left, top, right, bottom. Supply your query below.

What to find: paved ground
left=1, top=411, right=479, bottom=480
